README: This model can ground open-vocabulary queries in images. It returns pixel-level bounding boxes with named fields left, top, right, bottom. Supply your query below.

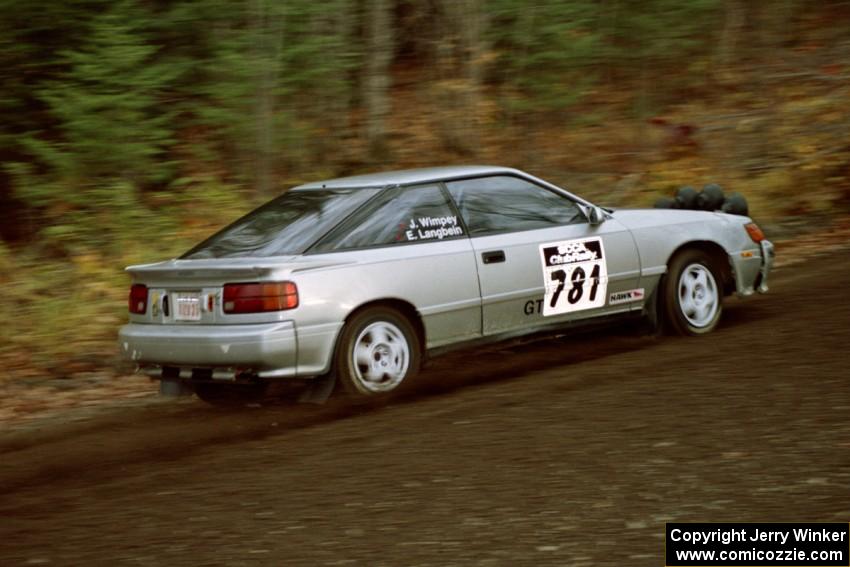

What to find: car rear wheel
left=662, top=249, right=723, bottom=335
left=336, top=307, right=421, bottom=396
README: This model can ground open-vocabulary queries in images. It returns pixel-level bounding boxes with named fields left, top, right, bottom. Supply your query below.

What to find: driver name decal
left=539, top=237, right=608, bottom=316
left=405, top=215, right=463, bottom=241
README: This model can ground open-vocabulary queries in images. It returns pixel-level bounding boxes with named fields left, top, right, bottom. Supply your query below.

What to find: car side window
left=314, top=183, right=464, bottom=251
left=445, top=175, right=585, bottom=236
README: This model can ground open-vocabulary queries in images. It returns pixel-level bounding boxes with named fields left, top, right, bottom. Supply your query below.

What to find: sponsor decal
left=608, top=288, right=645, bottom=306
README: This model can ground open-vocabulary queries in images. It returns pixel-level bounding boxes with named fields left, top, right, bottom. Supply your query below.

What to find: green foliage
left=5, top=1, right=178, bottom=255
left=595, top=0, right=720, bottom=62
left=26, top=1, right=176, bottom=185
left=161, top=0, right=358, bottom=189
left=0, top=0, right=108, bottom=155
left=487, top=0, right=602, bottom=112
left=486, top=0, right=721, bottom=118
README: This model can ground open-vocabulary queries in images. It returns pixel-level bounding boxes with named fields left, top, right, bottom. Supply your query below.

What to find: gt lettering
left=523, top=299, right=543, bottom=315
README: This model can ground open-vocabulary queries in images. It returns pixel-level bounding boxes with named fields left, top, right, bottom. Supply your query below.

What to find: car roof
left=292, top=165, right=523, bottom=190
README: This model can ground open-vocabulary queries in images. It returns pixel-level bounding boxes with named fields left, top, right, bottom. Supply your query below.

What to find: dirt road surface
left=1, top=248, right=848, bottom=566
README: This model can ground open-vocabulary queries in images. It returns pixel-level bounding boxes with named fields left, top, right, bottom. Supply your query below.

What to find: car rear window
left=182, top=188, right=379, bottom=259
left=311, top=183, right=465, bottom=252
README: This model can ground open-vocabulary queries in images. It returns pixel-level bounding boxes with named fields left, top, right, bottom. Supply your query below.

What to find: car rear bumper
left=730, top=239, right=775, bottom=296
left=118, top=321, right=299, bottom=379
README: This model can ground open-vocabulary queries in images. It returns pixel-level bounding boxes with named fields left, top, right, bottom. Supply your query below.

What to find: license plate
left=174, top=292, right=201, bottom=321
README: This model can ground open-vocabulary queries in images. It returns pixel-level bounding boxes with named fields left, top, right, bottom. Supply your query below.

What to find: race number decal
left=539, top=237, right=608, bottom=316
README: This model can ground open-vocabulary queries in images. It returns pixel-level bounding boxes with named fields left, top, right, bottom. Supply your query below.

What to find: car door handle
left=482, top=250, right=506, bottom=264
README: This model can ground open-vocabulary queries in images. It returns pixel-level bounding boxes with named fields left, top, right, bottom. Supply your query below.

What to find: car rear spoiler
left=125, top=257, right=356, bottom=286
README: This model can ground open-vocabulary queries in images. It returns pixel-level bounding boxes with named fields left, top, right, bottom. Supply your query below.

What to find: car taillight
left=744, top=222, right=765, bottom=243
left=129, top=284, right=148, bottom=314
left=223, top=282, right=298, bottom=314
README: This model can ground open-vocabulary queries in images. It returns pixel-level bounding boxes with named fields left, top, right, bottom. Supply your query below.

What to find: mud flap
left=297, top=373, right=337, bottom=404
left=642, top=284, right=663, bottom=336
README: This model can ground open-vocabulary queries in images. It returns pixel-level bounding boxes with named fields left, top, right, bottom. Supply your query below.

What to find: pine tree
left=487, top=0, right=601, bottom=114
left=31, top=0, right=176, bottom=188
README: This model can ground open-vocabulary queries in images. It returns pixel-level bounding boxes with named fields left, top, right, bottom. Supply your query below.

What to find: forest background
left=1, top=0, right=848, bottom=382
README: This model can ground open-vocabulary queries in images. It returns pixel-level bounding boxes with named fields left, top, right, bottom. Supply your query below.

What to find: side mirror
left=586, top=205, right=606, bottom=226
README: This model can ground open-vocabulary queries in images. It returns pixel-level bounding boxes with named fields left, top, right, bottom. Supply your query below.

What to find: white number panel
left=539, top=237, right=608, bottom=316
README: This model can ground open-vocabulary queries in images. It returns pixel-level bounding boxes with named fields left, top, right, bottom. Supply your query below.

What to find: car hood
left=609, top=208, right=749, bottom=229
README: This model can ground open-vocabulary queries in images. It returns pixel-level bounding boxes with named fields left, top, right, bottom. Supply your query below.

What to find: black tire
left=721, top=192, right=749, bottom=216
left=654, top=196, right=675, bottom=209
left=675, top=186, right=698, bottom=209
left=661, top=249, right=723, bottom=336
left=696, top=183, right=725, bottom=211
left=335, top=307, right=421, bottom=397
left=194, top=381, right=269, bottom=406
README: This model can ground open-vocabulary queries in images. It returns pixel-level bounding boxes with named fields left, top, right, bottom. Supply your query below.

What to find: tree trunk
left=252, top=0, right=277, bottom=198
left=447, top=0, right=485, bottom=155
left=363, top=0, right=393, bottom=160
left=716, top=0, right=746, bottom=83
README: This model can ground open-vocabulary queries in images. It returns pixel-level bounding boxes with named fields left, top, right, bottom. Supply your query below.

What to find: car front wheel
left=662, top=249, right=723, bottom=335
left=336, top=307, right=421, bottom=396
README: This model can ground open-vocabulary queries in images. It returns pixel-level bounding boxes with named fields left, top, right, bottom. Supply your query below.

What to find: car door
left=444, top=175, right=641, bottom=336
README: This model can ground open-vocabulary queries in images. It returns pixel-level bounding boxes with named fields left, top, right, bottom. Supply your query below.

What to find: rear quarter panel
left=290, top=238, right=482, bottom=375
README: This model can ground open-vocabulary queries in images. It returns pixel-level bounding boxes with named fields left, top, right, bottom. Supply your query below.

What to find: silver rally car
left=119, top=166, right=774, bottom=401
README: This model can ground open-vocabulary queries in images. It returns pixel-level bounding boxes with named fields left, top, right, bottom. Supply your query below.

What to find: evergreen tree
left=30, top=0, right=176, bottom=188
left=487, top=0, right=601, bottom=114
left=168, top=0, right=358, bottom=195
left=9, top=0, right=177, bottom=252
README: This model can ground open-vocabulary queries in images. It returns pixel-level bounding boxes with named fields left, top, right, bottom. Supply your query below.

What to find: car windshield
left=182, top=188, right=380, bottom=259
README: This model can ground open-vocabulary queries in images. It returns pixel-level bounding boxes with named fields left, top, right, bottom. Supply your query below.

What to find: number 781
left=549, top=264, right=601, bottom=308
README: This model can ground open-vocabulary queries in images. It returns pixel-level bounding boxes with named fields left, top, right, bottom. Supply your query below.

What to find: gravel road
left=1, top=248, right=848, bottom=566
